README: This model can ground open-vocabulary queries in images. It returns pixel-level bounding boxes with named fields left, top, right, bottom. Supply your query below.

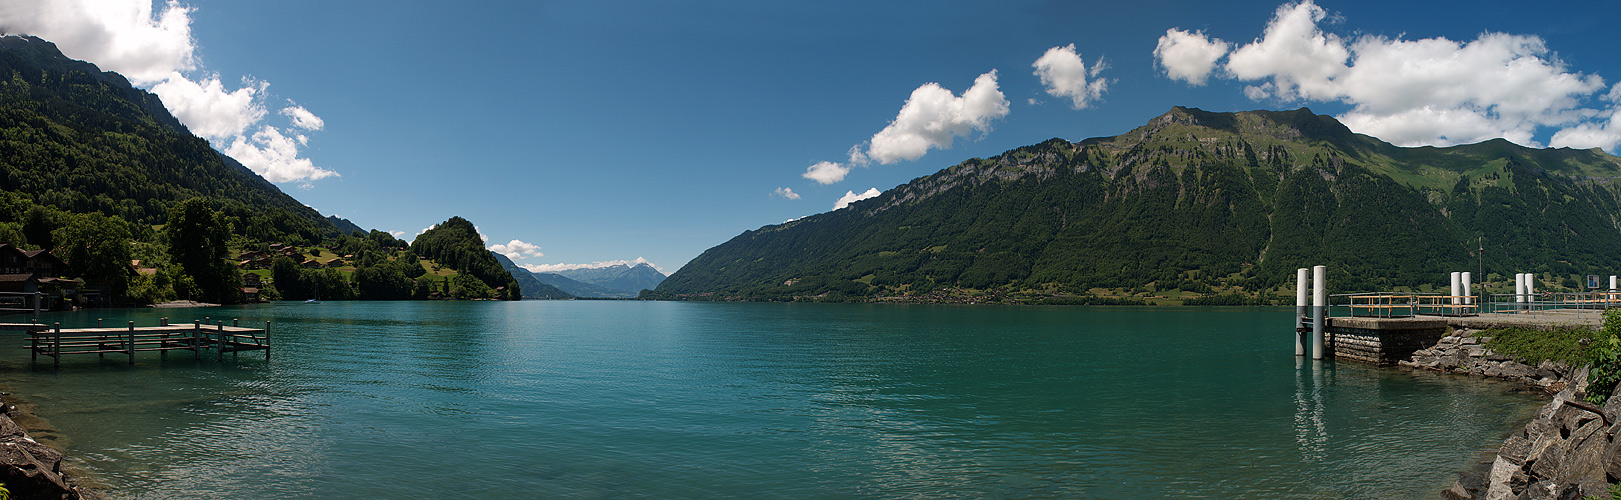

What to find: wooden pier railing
left=20, top=318, right=269, bottom=369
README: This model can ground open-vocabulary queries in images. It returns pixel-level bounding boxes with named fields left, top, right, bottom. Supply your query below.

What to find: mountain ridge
left=653, top=107, right=1621, bottom=302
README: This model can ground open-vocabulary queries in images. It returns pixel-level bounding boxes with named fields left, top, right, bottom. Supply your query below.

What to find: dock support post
left=1295, top=268, right=1308, bottom=356
left=1462, top=272, right=1473, bottom=311
left=126, top=321, right=135, bottom=365
left=264, top=321, right=270, bottom=361
left=1450, top=272, right=1462, bottom=307
left=98, top=318, right=105, bottom=359
left=161, top=317, right=168, bottom=327
left=233, top=319, right=238, bottom=327
left=32, top=292, right=40, bottom=323
left=1516, top=274, right=1527, bottom=311
left=193, top=320, right=201, bottom=360
left=1527, top=274, right=1536, bottom=312
left=216, top=321, right=224, bottom=362
left=53, top=322, right=60, bottom=369
left=1312, top=265, right=1326, bottom=360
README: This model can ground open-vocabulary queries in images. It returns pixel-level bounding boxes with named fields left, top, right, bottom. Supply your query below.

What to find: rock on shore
left=1405, top=329, right=1620, bottom=499
left=0, top=401, right=88, bottom=499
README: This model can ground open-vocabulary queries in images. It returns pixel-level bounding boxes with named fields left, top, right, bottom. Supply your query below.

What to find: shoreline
left=1399, top=322, right=1617, bottom=499
left=0, top=385, right=96, bottom=499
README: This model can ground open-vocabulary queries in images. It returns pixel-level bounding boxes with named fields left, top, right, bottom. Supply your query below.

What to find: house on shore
left=0, top=244, right=75, bottom=310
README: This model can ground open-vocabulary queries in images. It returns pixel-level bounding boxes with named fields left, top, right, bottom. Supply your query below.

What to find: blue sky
left=3, top=0, right=1620, bottom=274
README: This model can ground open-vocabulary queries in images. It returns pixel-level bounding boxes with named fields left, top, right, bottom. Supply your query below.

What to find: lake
left=0, top=301, right=1538, bottom=499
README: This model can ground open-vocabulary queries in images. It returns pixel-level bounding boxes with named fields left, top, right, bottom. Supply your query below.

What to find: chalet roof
left=241, top=287, right=259, bottom=294
left=0, top=274, right=35, bottom=282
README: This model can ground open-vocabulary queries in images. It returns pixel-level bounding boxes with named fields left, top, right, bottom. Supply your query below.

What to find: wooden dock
left=21, top=319, right=270, bottom=368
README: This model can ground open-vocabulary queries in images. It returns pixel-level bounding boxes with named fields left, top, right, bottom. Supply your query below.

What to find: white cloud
left=1156, top=0, right=1617, bottom=151
left=833, top=188, right=881, bottom=211
left=1550, top=108, right=1621, bottom=151
left=521, top=257, right=664, bottom=274
left=1153, top=29, right=1230, bottom=86
left=281, top=105, right=324, bottom=131
left=222, top=126, right=339, bottom=183
left=0, top=0, right=338, bottom=182
left=801, top=161, right=850, bottom=185
left=1223, top=1, right=1349, bottom=101
left=0, top=0, right=195, bottom=85
left=1032, top=44, right=1107, bottom=109
left=488, top=239, right=544, bottom=260
left=389, top=230, right=406, bottom=238
left=772, top=187, right=801, bottom=200
left=149, top=72, right=266, bottom=140
left=416, top=225, right=437, bottom=236
left=866, top=70, right=1011, bottom=164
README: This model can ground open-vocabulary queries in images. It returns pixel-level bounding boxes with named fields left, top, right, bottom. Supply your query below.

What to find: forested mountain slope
left=0, top=35, right=339, bottom=244
left=654, top=107, right=1621, bottom=301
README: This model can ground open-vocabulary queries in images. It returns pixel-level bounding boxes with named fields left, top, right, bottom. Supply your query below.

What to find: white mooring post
left=1526, top=274, right=1536, bottom=311
left=1296, top=268, right=1309, bottom=356
left=1516, top=273, right=1527, bottom=310
left=1450, top=272, right=1462, bottom=306
left=1312, top=265, right=1327, bottom=361
left=1462, top=272, right=1473, bottom=308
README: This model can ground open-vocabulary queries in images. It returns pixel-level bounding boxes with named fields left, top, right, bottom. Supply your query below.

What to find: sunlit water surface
left=0, top=301, right=1538, bottom=499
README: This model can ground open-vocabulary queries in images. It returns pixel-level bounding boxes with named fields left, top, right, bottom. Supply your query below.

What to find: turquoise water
left=0, top=301, right=1537, bottom=499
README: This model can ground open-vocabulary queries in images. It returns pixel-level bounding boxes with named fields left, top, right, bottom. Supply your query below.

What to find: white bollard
left=1450, top=271, right=1462, bottom=306
left=1516, top=273, right=1527, bottom=309
left=1464, top=272, right=1475, bottom=304
left=1526, top=274, right=1535, bottom=310
left=1296, top=268, right=1309, bottom=356
left=1312, top=265, right=1327, bottom=361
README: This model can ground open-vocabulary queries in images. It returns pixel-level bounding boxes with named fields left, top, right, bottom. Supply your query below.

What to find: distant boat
left=305, top=299, right=320, bottom=304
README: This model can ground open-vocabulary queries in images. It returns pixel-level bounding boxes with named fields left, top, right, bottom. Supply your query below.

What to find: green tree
left=164, top=198, right=239, bottom=303
left=270, top=256, right=308, bottom=300
left=21, top=205, right=53, bottom=250
left=51, top=212, right=133, bottom=298
left=0, top=221, right=25, bottom=247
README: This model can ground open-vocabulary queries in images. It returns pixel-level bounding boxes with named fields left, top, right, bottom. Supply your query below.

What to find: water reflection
left=0, top=302, right=1545, bottom=499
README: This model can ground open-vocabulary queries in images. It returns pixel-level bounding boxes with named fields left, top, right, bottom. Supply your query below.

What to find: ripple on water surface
left=0, top=302, right=1539, bottom=499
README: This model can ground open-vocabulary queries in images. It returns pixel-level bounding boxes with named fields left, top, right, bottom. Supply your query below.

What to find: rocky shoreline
left=1402, top=327, right=1619, bottom=499
left=0, top=396, right=91, bottom=500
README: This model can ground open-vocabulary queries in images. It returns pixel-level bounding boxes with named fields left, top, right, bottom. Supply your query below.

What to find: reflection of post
left=1296, top=358, right=1329, bottom=461
left=1312, top=265, right=1326, bottom=360
left=1296, top=268, right=1308, bottom=356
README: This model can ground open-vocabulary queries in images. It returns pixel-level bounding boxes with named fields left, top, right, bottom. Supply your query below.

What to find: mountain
left=553, top=263, right=667, bottom=295
left=490, top=252, right=573, bottom=299
left=530, top=272, right=625, bottom=298
left=0, top=35, right=342, bottom=244
left=653, top=107, right=1621, bottom=302
left=328, top=216, right=367, bottom=236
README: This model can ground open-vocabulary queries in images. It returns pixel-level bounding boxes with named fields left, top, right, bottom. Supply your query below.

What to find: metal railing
left=1331, top=292, right=1480, bottom=318
left=1486, top=292, right=1621, bottom=314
